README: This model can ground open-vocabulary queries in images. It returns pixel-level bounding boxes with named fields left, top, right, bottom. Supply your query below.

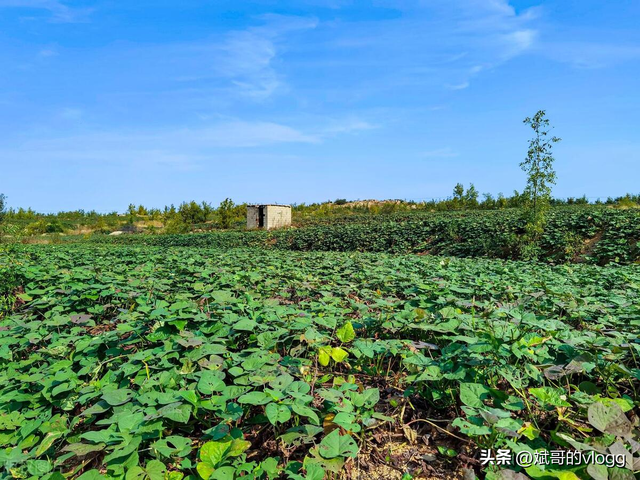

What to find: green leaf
left=144, top=460, right=168, bottom=480
left=438, top=306, right=457, bottom=319
left=330, top=347, right=349, bottom=363
left=200, top=440, right=232, bottom=467
left=211, top=466, right=237, bottom=480
left=198, top=371, right=226, bottom=395
left=125, top=460, right=167, bottom=480
left=117, top=411, right=145, bottom=432
left=460, top=383, right=490, bottom=408
left=228, top=438, right=251, bottom=457
left=451, top=417, right=491, bottom=436
left=266, top=403, right=291, bottom=425
left=179, top=390, right=199, bottom=407
left=62, top=442, right=106, bottom=457
left=529, top=387, right=571, bottom=408
left=196, top=462, right=214, bottom=480
left=234, top=319, right=258, bottom=331
left=317, top=430, right=358, bottom=459
left=336, top=322, right=356, bottom=343
left=437, top=445, right=457, bottom=457
left=519, top=423, right=540, bottom=441
left=291, top=403, right=320, bottom=425
left=197, top=440, right=232, bottom=479
left=27, top=459, right=53, bottom=477
left=305, top=464, right=325, bottom=480
left=151, top=436, right=192, bottom=458
left=102, top=389, right=134, bottom=406
left=238, top=391, right=270, bottom=405
left=76, top=470, right=106, bottom=480
left=259, top=457, right=280, bottom=477
left=318, top=346, right=332, bottom=367
left=361, top=388, right=380, bottom=408
left=157, top=403, right=192, bottom=423
left=599, top=396, right=634, bottom=413
left=36, top=431, right=64, bottom=456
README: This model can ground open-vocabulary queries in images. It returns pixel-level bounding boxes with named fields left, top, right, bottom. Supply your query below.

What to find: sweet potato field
left=1, top=244, right=639, bottom=479
left=87, top=208, right=640, bottom=265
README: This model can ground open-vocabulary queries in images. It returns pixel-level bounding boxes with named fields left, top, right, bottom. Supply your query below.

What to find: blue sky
left=1, top=0, right=639, bottom=212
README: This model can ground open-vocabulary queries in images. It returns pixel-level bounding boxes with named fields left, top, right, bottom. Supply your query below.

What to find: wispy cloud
left=321, top=117, right=378, bottom=135
left=318, top=0, right=540, bottom=94
left=38, top=47, right=59, bottom=57
left=0, top=112, right=383, bottom=171
left=540, top=41, right=640, bottom=69
left=0, top=119, right=322, bottom=170
left=26, top=120, right=317, bottom=151
left=450, top=1, right=539, bottom=82
left=212, top=15, right=318, bottom=100
left=0, top=0, right=93, bottom=23
left=500, top=29, right=538, bottom=59
left=152, top=15, right=318, bottom=101
left=185, top=120, right=319, bottom=147
left=445, top=82, right=469, bottom=91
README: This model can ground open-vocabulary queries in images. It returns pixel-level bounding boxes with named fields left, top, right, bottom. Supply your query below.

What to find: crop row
left=87, top=208, right=640, bottom=264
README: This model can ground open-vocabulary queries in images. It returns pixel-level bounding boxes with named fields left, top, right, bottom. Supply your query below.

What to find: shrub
left=164, top=217, right=189, bottom=234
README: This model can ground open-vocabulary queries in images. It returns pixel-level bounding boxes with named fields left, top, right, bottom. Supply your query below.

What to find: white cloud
left=38, top=47, right=58, bottom=57
left=500, top=29, right=538, bottom=59
left=28, top=120, right=317, bottom=151
left=186, top=120, right=319, bottom=147
left=0, top=119, right=322, bottom=170
left=0, top=113, right=383, bottom=170
left=445, top=82, right=470, bottom=91
left=318, top=0, right=539, bottom=94
left=321, top=117, right=378, bottom=135
left=161, top=15, right=318, bottom=101
left=218, top=31, right=280, bottom=99
left=540, top=41, right=640, bottom=69
left=214, top=15, right=318, bottom=100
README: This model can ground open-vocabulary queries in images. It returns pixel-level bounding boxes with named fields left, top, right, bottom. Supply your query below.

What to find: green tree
left=453, top=183, right=464, bottom=204
left=521, top=110, right=561, bottom=254
left=201, top=201, right=213, bottom=221
left=162, top=204, right=177, bottom=226
left=0, top=194, right=6, bottom=225
left=164, top=217, right=189, bottom=234
left=464, top=184, right=479, bottom=207
left=148, top=208, right=161, bottom=221
left=178, top=201, right=208, bottom=226
left=521, top=110, right=560, bottom=220
left=481, top=193, right=495, bottom=209
left=218, top=198, right=235, bottom=229
left=496, top=193, right=507, bottom=209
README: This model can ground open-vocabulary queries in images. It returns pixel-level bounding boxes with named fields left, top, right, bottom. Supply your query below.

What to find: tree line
left=1, top=111, right=639, bottom=238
